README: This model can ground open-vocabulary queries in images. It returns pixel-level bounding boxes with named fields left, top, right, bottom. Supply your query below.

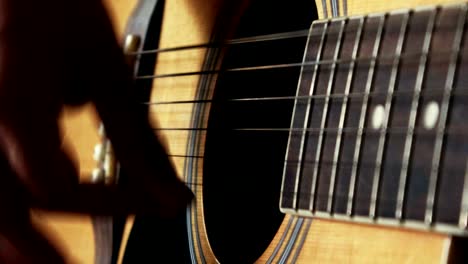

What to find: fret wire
left=347, top=15, right=385, bottom=216
left=370, top=13, right=410, bottom=219
left=310, top=18, right=345, bottom=212
left=297, top=20, right=329, bottom=211
left=317, top=18, right=346, bottom=213
left=459, top=160, right=468, bottom=227
left=425, top=6, right=467, bottom=224
left=329, top=16, right=364, bottom=215
left=396, top=10, right=435, bottom=220
left=281, top=23, right=316, bottom=211
left=146, top=89, right=468, bottom=105
left=134, top=50, right=454, bottom=80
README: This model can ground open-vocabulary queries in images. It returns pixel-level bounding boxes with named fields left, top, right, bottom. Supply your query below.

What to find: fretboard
left=280, top=3, right=468, bottom=235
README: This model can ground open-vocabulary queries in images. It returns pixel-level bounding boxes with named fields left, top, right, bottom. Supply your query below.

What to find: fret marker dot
left=423, top=101, right=439, bottom=130
left=372, top=105, right=385, bottom=130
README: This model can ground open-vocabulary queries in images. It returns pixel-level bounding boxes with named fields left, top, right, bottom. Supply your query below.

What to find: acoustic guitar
left=33, top=0, right=468, bottom=263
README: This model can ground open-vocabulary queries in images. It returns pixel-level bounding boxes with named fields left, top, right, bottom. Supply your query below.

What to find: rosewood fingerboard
left=280, top=3, right=468, bottom=235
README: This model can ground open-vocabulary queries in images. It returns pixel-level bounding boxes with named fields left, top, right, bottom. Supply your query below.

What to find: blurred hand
left=0, top=0, right=193, bottom=263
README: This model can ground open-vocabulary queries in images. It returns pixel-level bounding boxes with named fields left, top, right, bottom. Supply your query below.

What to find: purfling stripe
left=266, top=217, right=295, bottom=264
left=289, top=219, right=313, bottom=263
left=279, top=218, right=305, bottom=264
left=185, top=26, right=222, bottom=263
left=330, top=0, right=340, bottom=17
left=322, top=0, right=329, bottom=18
left=342, top=0, right=348, bottom=16
left=271, top=217, right=299, bottom=263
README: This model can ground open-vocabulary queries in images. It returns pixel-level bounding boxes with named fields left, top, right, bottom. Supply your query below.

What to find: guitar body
left=35, top=0, right=466, bottom=263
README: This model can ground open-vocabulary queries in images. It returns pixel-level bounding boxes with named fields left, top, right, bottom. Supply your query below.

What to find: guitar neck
left=281, top=2, right=468, bottom=235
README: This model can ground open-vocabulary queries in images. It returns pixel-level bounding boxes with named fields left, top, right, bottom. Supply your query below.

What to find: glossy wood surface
left=35, top=0, right=465, bottom=263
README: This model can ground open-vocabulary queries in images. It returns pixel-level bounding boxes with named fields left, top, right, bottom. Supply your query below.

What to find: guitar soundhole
left=203, top=1, right=316, bottom=263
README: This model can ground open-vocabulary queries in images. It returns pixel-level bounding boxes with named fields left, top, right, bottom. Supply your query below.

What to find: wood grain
left=286, top=219, right=448, bottom=263
left=316, top=0, right=462, bottom=18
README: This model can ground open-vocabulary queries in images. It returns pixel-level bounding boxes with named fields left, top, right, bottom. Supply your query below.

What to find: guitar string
left=152, top=126, right=467, bottom=134
left=169, top=156, right=460, bottom=165
left=135, top=26, right=466, bottom=145
left=126, top=23, right=458, bottom=56
left=148, top=90, right=466, bottom=132
left=134, top=50, right=458, bottom=80
left=145, top=88, right=468, bottom=106
left=128, top=29, right=309, bottom=55
left=148, top=87, right=467, bottom=131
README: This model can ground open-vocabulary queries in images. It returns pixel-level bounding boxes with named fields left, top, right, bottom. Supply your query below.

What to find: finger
left=0, top=0, right=81, bottom=205
left=0, top=155, right=65, bottom=264
left=0, top=110, right=189, bottom=217
left=64, top=1, right=194, bottom=213
left=0, top=109, right=80, bottom=204
left=0, top=114, right=192, bottom=219
left=0, top=0, right=192, bottom=217
left=0, top=99, right=192, bottom=217
left=33, top=183, right=192, bottom=218
left=0, top=221, right=66, bottom=264
left=68, top=0, right=180, bottom=182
